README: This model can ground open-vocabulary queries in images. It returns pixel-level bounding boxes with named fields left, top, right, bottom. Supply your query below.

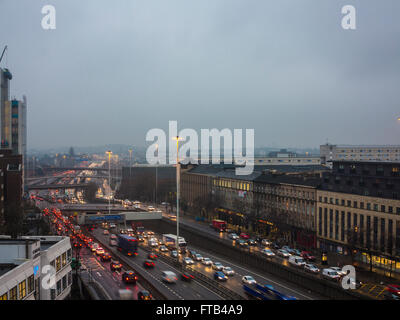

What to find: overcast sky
left=0, top=0, right=399, bottom=150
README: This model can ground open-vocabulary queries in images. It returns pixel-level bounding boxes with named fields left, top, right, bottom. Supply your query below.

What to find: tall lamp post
left=106, top=150, right=112, bottom=215
left=155, top=144, right=158, bottom=205
left=128, top=148, right=133, bottom=178
left=172, top=136, right=184, bottom=258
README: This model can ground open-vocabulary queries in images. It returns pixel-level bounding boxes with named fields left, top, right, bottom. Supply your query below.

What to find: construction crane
left=0, top=45, right=7, bottom=65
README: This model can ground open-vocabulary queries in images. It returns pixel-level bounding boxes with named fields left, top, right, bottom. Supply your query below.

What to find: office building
left=0, top=67, right=12, bottom=149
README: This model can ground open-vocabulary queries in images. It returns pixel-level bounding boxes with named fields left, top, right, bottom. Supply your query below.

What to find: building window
left=389, top=206, right=393, bottom=214
left=373, top=204, right=378, bottom=211
left=324, top=208, right=328, bottom=237
left=62, top=252, right=67, bottom=267
left=381, top=205, right=386, bottom=213
left=51, top=289, right=56, bottom=300
left=335, top=210, right=339, bottom=241
left=381, top=218, right=386, bottom=252
left=62, top=275, right=67, bottom=290
left=67, top=249, right=72, bottom=262
left=360, top=202, right=364, bottom=209
left=318, top=207, right=322, bottom=236
left=329, top=209, right=333, bottom=239
left=367, top=203, right=371, bottom=210
left=9, top=286, right=17, bottom=300
left=19, top=280, right=26, bottom=300
left=68, top=271, right=72, bottom=286
left=366, top=216, right=371, bottom=249
left=341, top=211, right=345, bottom=242
left=360, top=215, right=364, bottom=247
left=347, top=200, right=351, bottom=207
left=373, top=217, right=378, bottom=250
left=28, top=275, right=34, bottom=294
left=353, top=201, right=358, bottom=208
left=57, top=280, right=62, bottom=296
left=0, top=293, right=7, bottom=300
left=56, top=256, right=61, bottom=272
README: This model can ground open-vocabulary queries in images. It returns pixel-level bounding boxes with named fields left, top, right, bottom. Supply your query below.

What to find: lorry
left=162, top=234, right=187, bottom=251
left=117, top=234, right=138, bottom=256
left=211, top=219, right=227, bottom=232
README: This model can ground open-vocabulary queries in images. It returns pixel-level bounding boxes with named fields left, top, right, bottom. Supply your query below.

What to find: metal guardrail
left=139, top=243, right=245, bottom=300
left=86, top=232, right=167, bottom=300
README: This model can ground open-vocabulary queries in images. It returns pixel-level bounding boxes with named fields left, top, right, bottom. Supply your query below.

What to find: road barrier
left=142, top=219, right=372, bottom=300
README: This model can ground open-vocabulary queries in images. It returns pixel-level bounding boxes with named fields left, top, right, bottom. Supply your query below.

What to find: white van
left=322, top=268, right=341, bottom=281
left=288, top=256, right=306, bottom=267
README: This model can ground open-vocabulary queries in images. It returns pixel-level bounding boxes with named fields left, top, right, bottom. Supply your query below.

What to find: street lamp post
left=155, top=144, right=158, bottom=205
left=106, top=151, right=112, bottom=215
left=172, top=136, right=184, bottom=259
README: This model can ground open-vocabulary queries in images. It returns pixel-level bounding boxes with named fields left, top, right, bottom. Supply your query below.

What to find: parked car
left=288, top=256, right=306, bottom=267
left=212, top=262, right=224, bottom=270
left=261, top=248, right=275, bottom=257
left=242, top=275, right=257, bottom=285
left=222, top=266, right=235, bottom=276
left=322, top=268, right=341, bottom=281
left=301, top=251, right=316, bottom=262
left=161, top=271, right=178, bottom=283
left=202, top=257, right=213, bottom=266
left=304, top=263, right=320, bottom=274
left=277, top=249, right=291, bottom=258
left=214, top=271, right=228, bottom=281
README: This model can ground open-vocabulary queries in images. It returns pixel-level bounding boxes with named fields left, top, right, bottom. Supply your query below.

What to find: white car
left=202, top=257, right=213, bottom=266
left=277, top=249, right=291, bottom=258
left=329, top=267, right=346, bottom=277
left=242, top=275, right=257, bottom=285
left=161, top=271, right=178, bottom=283
left=183, top=257, right=194, bottom=265
left=304, top=264, right=320, bottom=274
left=288, top=256, right=306, bottom=267
left=261, top=239, right=271, bottom=246
left=228, top=233, right=239, bottom=240
left=96, top=247, right=105, bottom=255
left=194, top=253, right=203, bottom=261
left=159, top=245, right=168, bottom=252
left=322, top=268, right=341, bottom=281
left=261, top=248, right=275, bottom=257
left=149, top=240, right=158, bottom=247
left=212, top=262, right=224, bottom=271
left=222, top=266, right=235, bottom=276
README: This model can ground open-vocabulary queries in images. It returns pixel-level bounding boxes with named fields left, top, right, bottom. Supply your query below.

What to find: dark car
left=237, top=240, right=248, bottom=247
left=181, top=272, right=195, bottom=282
left=189, top=250, right=197, bottom=258
left=143, top=259, right=155, bottom=268
left=301, top=251, right=316, bottom=262
left=247, top=239, right=257, bottom=246
left=122, top=271, right=138, bottom=284
left=101, top=253, right=112, bottom=262
left=110, top=260, right=122, bottom=272
left=137, top=290, right=152, bottom=300
left=214, top=271, right=228, bottom=281
left=170, top=250, right=178, bottom=258
left=148, top=252, right=158, bottom=260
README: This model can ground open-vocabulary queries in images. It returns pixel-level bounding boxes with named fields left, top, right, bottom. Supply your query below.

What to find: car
left=242, top=275, right=257, bottom=285
left=292, top=249, right=302, bottom=256
left=159, top=245, right=168, bottom=252
left=148, top=240, right=158, bottom=247
left=385, top=284, right=400, bottom=296
left=137, top=235, right=144, bottom=242
left=100, top=253, right=112, bottom=262
left=322, top=268, right=341, bottom=281
left=222, top=266, right=235, bottom=276
left=95, top=247, right=105, bottom=256
left=202, top=257, right=213, bottom=266
left=288, top=256, right=306, bottom=267
left=261, top=248, right=275, bottom=257
left=212, top=262, right=224, bottom=270
left=301, top=251, right=316, bottom=262
left=147, top=231, right=155, bottom=235
left=143, top=259, right=155, bottom=268
left=183, top=257, right=194, bottom=265
left=148, top=252, right=158, bottom=260
left=90, top=243, right=99, bottom=252
left=162, top=271, right=178, bottom=283
left=304, top=263, right=320, bottom=274
left=181, top=272, right=195, bottom=282
left=103, top=230, right=109, bottom=235
left=247, top=239, right=257, bottom=246
left=277, top=249, right=291, bottom=258
left=194, top=253, right=203, bottom=261
left=214, top=271, right=228, bottom=281
left=137, top=290, right=152, bottom=300
left=271, top=243, right=280, bottom=250
left=142, top=232, right=148, bottom=238
left=261, top=239, right=271, bottom=246
left=282, top=246, right=295, bottom=254
left=189, top=250, right=197, bottom=258
left=239, top=233, right=250, bottom=239
left=329, top=267, right=346, bottom=277
left=237, top=239, right=249, bottom=247
left=110, top=260, right=122, bottom=272
left=122, top=271, right=138, bottom=284
left=228, top=233, right=239, bottom=240
left=170, top=250, right=178, bottom=258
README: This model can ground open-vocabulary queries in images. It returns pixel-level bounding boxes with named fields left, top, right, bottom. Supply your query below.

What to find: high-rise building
left=0, top=67, right=12, bottom=147
left=3, top=97, right=27, bottom=157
